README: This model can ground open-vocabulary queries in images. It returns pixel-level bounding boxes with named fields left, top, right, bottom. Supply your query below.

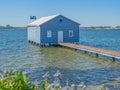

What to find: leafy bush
left=41, top=70, right=108, bottom=90
left=0, top=69, right=108, bottom=90
left=0, top=69, right=38, bottom=90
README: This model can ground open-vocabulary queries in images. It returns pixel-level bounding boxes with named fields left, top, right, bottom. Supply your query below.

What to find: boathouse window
left=47, top=30, right=52, bottom=38
left=59, top=19, right=63, bottom=22
left=69, top=30, right=73, bottom=37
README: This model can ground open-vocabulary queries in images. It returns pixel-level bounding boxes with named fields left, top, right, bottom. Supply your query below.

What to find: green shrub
left=0, top=69, right=38, bottom=90
left=0, top=69, right=108, bottom=90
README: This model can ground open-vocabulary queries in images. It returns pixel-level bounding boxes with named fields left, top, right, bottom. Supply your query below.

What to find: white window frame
left=69, top=30, right=73, bottom=37
left=47, top=30, right=52, bottom=38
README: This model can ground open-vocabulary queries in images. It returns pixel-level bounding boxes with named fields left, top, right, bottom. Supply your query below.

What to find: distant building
left=27, top=14, right=80, bottom=46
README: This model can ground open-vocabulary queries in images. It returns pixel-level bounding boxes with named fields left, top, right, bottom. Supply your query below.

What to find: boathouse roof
left=28, top=14, right=80, bottom=27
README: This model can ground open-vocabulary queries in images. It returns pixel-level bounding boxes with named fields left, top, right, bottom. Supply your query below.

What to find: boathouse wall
left=40, top=15, right=79, bottom=44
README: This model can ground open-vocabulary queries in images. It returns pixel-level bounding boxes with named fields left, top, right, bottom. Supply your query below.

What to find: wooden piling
left=96, top=53, right=99, bottom=57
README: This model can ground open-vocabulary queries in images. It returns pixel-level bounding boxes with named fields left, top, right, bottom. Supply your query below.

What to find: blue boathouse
left=27, top=14, right=80, bottom=46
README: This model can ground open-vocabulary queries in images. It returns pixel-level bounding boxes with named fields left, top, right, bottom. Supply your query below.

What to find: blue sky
left=0, top=0, right=120, bottom=27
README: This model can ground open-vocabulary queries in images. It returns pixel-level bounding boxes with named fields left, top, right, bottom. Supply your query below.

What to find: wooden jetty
left=58, top=42, right=120, bottom=61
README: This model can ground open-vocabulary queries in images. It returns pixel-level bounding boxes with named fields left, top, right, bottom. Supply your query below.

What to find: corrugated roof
left=27, top=14, right=80, bottom=27
left=28, top=14, right=59, bottom=27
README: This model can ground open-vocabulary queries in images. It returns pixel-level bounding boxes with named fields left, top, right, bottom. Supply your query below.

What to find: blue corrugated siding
left=40, top=15, right=79, bottom=44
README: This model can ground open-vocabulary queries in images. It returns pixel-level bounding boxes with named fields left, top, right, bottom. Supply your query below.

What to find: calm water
left=79, top=29, right=120, bottom=52
left=0, top=29, right=120, bottom=90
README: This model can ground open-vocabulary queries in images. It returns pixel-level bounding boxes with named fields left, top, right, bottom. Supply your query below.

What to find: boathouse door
left=58, top=31, right=63, bottom=42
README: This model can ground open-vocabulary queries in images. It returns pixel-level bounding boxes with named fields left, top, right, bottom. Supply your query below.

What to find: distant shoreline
left=0, top=27, right=120, bottom=30
left=0, top=27, right=27, bottom=30
left=1, top=28, right=120, bottom=30
left=80, top=28, right=120, bottom=30
left=80, top=26, right=120, bottom=30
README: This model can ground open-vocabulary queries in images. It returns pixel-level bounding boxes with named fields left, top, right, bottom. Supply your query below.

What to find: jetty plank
left=58, top=43, right=120, bottom=60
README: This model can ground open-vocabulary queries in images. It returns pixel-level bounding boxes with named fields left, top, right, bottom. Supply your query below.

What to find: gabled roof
left=27, top=14, right=80, bottom=27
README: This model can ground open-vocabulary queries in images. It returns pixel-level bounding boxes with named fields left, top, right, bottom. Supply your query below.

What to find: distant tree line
left=0, top=25, right=26, bottom=29
left=0, top=24, right=120, bottom=30
left=116, top=26, right=120, bottom=29
left=81, top=26, right=120, bottom=29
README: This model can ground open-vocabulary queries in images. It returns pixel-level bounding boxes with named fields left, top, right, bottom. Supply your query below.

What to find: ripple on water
left=0, top=29, right=120, bottom=90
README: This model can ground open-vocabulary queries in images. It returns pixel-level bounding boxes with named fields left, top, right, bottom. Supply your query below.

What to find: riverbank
left=1, top=25, right=120, bottom=30
left=0, top=27, right=27, bottom=30
left=80, top=27, right=120, bottom=30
